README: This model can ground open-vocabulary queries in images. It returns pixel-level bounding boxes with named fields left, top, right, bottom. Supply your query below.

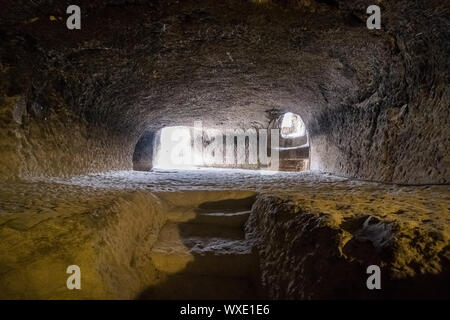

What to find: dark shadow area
left=197, top=195, right=257, bottom=212
left=138, top=194, right=263, bottom=300
left=133, top=131, right=156, bottom=171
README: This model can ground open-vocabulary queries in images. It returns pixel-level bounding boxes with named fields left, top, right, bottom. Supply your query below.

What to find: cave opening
left=152, top=125, right=275, bottom=171
left=141, top=112, right=311, bottom=172
left=276, top=112, right=310, bottom=171
left=154, top=126, right=198, bottom=170
left=280, top=112, right=306, bottom=139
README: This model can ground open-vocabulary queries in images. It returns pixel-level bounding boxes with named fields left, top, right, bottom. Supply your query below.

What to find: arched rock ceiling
left=1, top=0, right=448, bottom=183
left=1, top=0, right=395, bottom=132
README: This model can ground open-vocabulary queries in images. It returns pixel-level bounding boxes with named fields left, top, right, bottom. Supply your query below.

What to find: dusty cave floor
left=0, top=169, right=450, bottom=232
left=0, top=169, right=449, bottom=299
left=29, top=168, right=351, bottom=191
left=1, top=168, right=449, bottom=234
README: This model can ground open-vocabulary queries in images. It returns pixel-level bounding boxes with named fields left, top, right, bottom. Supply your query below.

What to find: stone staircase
left=140, top=196, right=259, bottom=300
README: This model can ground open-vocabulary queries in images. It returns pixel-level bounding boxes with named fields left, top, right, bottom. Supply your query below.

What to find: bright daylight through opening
left=280, top=112, right=306, bottom=138
left=154, top=126, right=197, bottom=169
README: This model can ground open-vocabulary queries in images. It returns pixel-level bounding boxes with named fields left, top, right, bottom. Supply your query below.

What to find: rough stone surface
left=144, top=196, right=259, bottom=300
left=0, top=0, right=448, bottom=301
left=0, top=0, right=448, bottom=183
left=1, top=169, right=448, bottom=299
left=133, top=131, right=156, bottom=171
left=0, top=178, right=258, bottom=299
left=0, top=185, right=167, bottom=299
left=246, top=188, right=450, bottom=299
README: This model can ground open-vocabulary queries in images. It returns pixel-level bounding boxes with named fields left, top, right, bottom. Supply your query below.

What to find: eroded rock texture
left=1, top=170, right=448, bottom=299
left=0, top=182, right=257, bottom=299
left=246, top=188, right=450, bottom=299
left=0, top=0, right=448, bottom=300
left=0, top=0, right=448, bottom=182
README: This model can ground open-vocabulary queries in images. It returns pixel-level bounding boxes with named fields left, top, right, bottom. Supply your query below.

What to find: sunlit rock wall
left=0, top=188, right=256, bottom=299
left=246, top=193, right=450, bottom=299
left=0, top=189, right=167, bottom=299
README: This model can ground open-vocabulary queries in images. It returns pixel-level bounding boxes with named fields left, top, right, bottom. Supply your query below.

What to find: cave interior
left=0, top=0, right=449, bottom=300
